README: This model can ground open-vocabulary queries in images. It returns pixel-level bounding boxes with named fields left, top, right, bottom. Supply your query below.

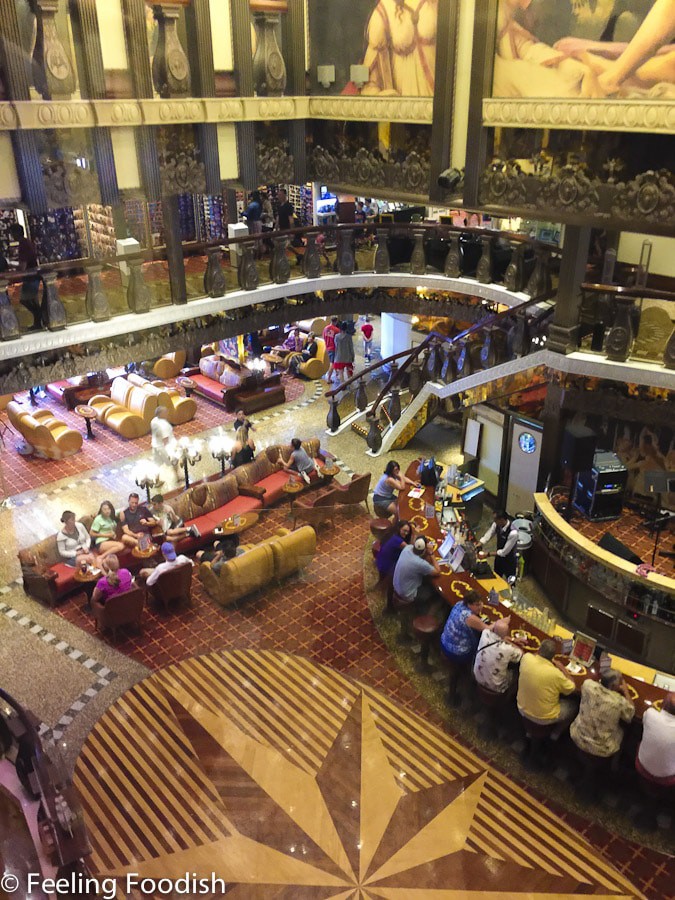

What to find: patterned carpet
left=575, top=509, right=674, bottom=578
left=54, top=508, right=674, bottom=897
left=0, top=374, right=305, bottom=496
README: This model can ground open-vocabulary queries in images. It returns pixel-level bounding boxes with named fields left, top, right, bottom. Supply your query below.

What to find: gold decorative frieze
left=203, top=98, right=245, bottom=121
left=14, top=100, right=95, bottom=129
left=482, top=98, right=675, bottom=135
left=139, top=98, right=204, bottom=124
left=94, top=101, right=143, bottom=127
left=309, top=96, right=433, bottom=123
left=0, top=104, right=18, bottom=129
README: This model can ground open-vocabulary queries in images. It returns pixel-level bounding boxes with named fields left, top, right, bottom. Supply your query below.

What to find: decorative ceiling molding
left=482, top=98, right=675, bottom=135
left=309, top=96, right=433, bottom=124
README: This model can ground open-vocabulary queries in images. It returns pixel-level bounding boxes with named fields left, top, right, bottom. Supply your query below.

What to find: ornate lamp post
left=169, top=437, right=203, bottom=490
left=208, top=431, right=234, bottom=477
left=133, top=459, right=164, bottom=503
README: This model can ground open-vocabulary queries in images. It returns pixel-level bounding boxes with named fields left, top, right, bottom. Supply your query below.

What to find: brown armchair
left=92, top=585, right=145, bottom=640
left=332, top=472, right=372, bottom=513
left=291, top=485, right=340, bottom=530
left=146, top=561, right=193, bottom=611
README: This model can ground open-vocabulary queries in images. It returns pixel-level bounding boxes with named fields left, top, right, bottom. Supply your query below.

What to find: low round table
left=176, top=376, right=196, bottom=398
left=75, top=404, right=97, bottom=440
left=216, top=512, right=259, bottom=537
left=319, top=463, right=340, bottom=482
left=74, top=565, right=101, bottom=608
left=283, top=480, right=305, bottom=508
left=132, top=545, right=159, bottom=560
left=261, top=352, right=284, bottom=372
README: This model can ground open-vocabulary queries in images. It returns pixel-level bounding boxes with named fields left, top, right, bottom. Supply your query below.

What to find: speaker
left=560, top=425, right=596, bottom=472
left=598, top=532, right=643, bottom=565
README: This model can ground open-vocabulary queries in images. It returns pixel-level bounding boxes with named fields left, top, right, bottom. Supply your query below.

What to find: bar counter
left=398, top=463, right=670, bottom=718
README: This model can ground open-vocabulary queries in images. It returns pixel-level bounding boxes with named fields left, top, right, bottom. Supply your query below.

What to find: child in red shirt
left=361, top=317, right=374, bottom=362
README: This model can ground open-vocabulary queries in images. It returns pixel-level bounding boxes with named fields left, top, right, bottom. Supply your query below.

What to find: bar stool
left=371, top=539, right=382, bottom=560
left=572, top=745, right=610, bottom=803
left=411, top=614, right=443, bottom=672
left=634, top=760, right=674, bottom=830
left=519, top=716, right=556, bottom=770
left=390, top=590, right=414, bottom=642
left=474, top=682, right=504, bottom=740
left=370, top=518, right=393, bottom=541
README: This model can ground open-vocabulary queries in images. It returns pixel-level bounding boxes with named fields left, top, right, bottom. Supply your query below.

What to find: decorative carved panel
left=256, top=141, right=294, bottom=183
left=252, top=12, right=287, bottom=96
left=151, top=3, right=192, bottom=98
left=41, top=158, right=98, bottom=208
left=31, top=0, right=77, bottom=100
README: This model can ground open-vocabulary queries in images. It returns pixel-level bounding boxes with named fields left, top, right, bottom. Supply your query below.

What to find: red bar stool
left=519, top=716, right=557, bottom=770
left=411, top=614, right=443, bottom=672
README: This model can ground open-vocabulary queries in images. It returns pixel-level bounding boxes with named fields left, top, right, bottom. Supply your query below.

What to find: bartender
left=476, top=511, right=519, bottom=579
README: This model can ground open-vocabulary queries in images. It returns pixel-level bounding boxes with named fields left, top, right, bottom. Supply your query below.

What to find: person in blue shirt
left=376, top=520, right=412, bottom=579
left=441, top=590, right=493, bottom=663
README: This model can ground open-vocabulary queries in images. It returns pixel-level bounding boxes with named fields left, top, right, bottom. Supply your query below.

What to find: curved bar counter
left=532, top=493, right=674, bottom=675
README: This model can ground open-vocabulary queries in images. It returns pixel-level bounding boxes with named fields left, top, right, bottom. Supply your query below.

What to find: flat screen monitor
left=449, top=544, right=465, bottom=572
left=653, top=672, right=675, bottom=691
left=438, top=532, right=455, bottom=559
left=571, top=632, right=597, bottom=666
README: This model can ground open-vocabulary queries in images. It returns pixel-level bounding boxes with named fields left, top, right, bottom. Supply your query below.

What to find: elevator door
left=506, top=421, right=543, bottom=515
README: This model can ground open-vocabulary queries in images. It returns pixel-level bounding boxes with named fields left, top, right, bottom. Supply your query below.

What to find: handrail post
left=270, top=236, right=291, bottom=285
left=238, top=241, right=260, bottom=291
left=374, top=229, right=390, bottom=274
left=476, top=235, right=493, bottom=284
left=410, top=230, right=426, bottom=276
left=337, top=229, right=355, bottom=276
left=525, top=246, right=552, bottom=298
left=85, top=264, right=111, bottom=322
left=204, top=247, right=226, bottom=298
left=303, top=233, right=322, bottom=278
left=127, top=259, right=151, bottom=314
left=366, top=411, right=382, bottom=453
left=326, top=396, right=341, bottom=433
left=41, top=272, right=67, bottom=331
left=444, top=233, right=461, bottom=278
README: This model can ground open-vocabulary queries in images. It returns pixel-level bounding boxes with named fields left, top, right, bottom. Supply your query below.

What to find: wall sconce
left=208, top=429, right=234, bottom=477
left=317, top=65, right=335, bottom=89
left=168, top=437, right=203, bottom=490
left=133, top=459, right=163, bottom=503
left=350, top=64, right=369, bottom=89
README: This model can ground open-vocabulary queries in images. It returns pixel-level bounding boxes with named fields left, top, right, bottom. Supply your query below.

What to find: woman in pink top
left=91, top=554, right=133, bottom=605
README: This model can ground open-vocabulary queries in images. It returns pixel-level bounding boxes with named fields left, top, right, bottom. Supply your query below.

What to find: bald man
left=637, top=691, right=675, bottom=786
left=473, top=616, right=524, bottom=695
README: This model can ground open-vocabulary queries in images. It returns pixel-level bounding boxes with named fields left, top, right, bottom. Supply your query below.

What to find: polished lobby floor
left=75, top=649, right=642, bottom=898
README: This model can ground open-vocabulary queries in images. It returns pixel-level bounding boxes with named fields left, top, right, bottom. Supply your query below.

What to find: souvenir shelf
left=148, top=201, right=165, bottom=249
left=28, top=209, right=82, bottom=263
left=86, top=204, right=116, bottom=259
left=285, top=184, right=313, bottom=226
left=0, top=208, right=19, bottom=258
left=178, top=193, right=196, bottom=243
left=123, top=199, right=149, bottom=248
left=198, top=194, right=225, bottom=241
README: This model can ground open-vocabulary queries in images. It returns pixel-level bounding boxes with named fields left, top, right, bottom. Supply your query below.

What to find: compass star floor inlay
left=74, top=650, right=643, bottom=899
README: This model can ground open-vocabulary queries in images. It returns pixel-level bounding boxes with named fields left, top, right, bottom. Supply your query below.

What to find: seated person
left=288, top=332, right=318, bottom=375
left=150, top=494, right=199, bottom=543
left=89, top=500, right=126, bottom=556
left=636, top=691, right=675, bottom=786
left=233, top=409, right=255, bottom=433
left=272, top=327, right=303, bottom=358
left=441, top=590, right=494, bottom=664
left=372, top=460, right=418, bottom=520
left=139, top=541, right=193, bottom=586
left=278, top=437, right=320, bottom=484
left=196, top=534, right=242, bottom=565
left=197, top=538, right=243, bottom=574
left=91, top=554, right=133, bottom=606
left=570, top=668, right=635, bottom=760
left=473, top=617, right=523, bottom=695
left=392, top=536, right=441, bottom=609
left=375, top=519, right=412, bottom=579
left=119, top=492, right=156, bottom=549
left=231, top=426, right=256, bottom=468
left=56, top=510, right=96, bottom=568
left=517, top=639, right=577, bottom=739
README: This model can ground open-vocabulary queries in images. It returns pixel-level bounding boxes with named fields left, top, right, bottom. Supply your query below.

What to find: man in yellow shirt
left=517, top=639, right=577, bottom=738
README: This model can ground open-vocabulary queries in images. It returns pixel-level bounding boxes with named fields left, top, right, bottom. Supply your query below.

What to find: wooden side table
left=74, top=404, right=97, bottom=440
left=176, top=376, right=196, bottom=398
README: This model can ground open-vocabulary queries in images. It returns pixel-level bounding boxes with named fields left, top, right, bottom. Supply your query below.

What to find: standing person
left=119, top=493, right=156, bottom=549
left=9, top=223, right=41, bottom=331
left=476, top=511, right=519, bottom=580
left=232, top=409, right=255, bottom=433
left=242, top=190, right=263, bottom=257
left=322, top=316, right=341, bottom=382
left=56, top=511, right=96, bottom=568
left=333, top=321, right=355, bottom=384
left=372, top=460, right=418, bottom=519
left=89, top=500, right=126, bottom=556
left=276, top=188, right=296, bottom=231
left=150, top=407, right=175, bottom=468
left=361, top=316, right=374, bottom=362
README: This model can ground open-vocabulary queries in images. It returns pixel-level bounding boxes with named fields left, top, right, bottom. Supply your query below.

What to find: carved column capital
left=252, top=5, right=288, bottom=96
left=31, top=0, right=77, bottom=99
left=151, top=2, right=192, bottom=97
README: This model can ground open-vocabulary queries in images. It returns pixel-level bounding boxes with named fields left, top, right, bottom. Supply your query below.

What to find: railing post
left=444, top=233, right=461, bottom=277
left=476, top=236, right=493, bottom=284
left=439, top=345, right=455, bottom=383
left=204, top=247, right=226, bottom=297
left=664, top=330, right=675, bottom=369
left=355, top=379, right=368, bottom=411
left=456, top=341, right=473, bottom=378
left=238, top=242, right=259, bottom=291
left=270, top=236, right=291, bottom=285
left=410, top=230, right=426, bottom=276
left=408, top=360, right=424, bottom=395
left=41, top=272, right=67, bottom=331
left=303, top=233, right=322, bottom=278
left=326, top=397, right=341, bottom=433
left=374, top=229, right=390, bottom=274
left=605, top=296, right=635, bottom=362
left=0, top=279, right=20, bottom=340
left=525, top=247, right=552, bottom=298
left=337, top=229, right=355, bottom=276
left=84, top=264, right=111, bottom=322
left=424, top=342, right=441, bottom=380
left=127, top=259, right=151, bottom=314
left=508, top=311, right=530, bottom=359
left=387, top=387, right=401, bottom=424
left=366, top=411, right=382, bottom=453
left=504, top=242, right=526, bottom=292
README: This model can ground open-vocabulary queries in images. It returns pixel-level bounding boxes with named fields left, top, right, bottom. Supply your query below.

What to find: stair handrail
left=580, top=282, right=675, bottom=302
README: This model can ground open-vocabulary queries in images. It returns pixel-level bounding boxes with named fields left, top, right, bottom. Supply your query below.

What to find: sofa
left=153, top=351, right=186, bottom=380
left=6, top=401, right=82, bottom=459
left=89, top=377, right=156, bottom=438
left=186, top=354, right=285, bottom=413
left=285, top=338, right=329, bottom=380
left=230, top=439, right=335, bottom=507
left=126, top=373, right=197, bottom=425
left=199, top=525, right=317, bottom=607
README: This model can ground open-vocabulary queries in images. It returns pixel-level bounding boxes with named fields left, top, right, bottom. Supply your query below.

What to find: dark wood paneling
left=68, top=0, right=106, bottom=99
left=463, top=0, right=498, bottom=208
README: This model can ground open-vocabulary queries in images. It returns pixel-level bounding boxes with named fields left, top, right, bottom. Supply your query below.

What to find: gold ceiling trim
left=482, top=97, right=675, bottom=134
left=309, top=95, right=433, bottom=123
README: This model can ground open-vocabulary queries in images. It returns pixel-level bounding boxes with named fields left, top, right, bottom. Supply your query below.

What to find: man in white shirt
left=150, top=407, right=175, bottom=466
left=140, top=542, right=193, bottom=587
left=476, top=511, right=519, bottom=579
left=473, top=617, right=523, bottom=695
left=636, top=692, right=675, bottom=785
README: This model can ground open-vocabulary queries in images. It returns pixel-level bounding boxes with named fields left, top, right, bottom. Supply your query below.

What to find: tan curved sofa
left=6, top=401, right=82, bottom=459
left=126, top=374, right=197, bottom=425
left=199, top=525, right=317, bottom=607
left=89, top=377, right=155, bottom=438
left=152, top=351, right=186, bottom=380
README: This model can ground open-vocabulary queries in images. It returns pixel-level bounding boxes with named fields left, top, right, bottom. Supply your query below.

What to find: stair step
left=351, top=420, right=384, bottom=439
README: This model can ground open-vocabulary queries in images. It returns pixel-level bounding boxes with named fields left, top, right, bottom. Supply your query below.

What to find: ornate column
left=444, top=233, right=461, bottom=277
left=185, top=0, right=221, bottom=192
left=337, top=229, right=355, bottom=276
left=41, top=272, right=67, bottom=331
left=476, top=236, right=493, bottom=284
left=84, top=264, right=111, bottom=322
left=162, top=195, right=187, bottom=304
left=204, top=248, right=226, bottom=297
left=374, top=230, right=390, bottom=274
left=151, top=2, right=191, bottom=98
left=127, top=259, right=152, bottom=313
left=0, top=279, right=20, bottom=341
left=547, top=225, right=591, bottom=354
left=251, top=0, right=288, bottom=96
left=232, top=0, right=257, bottom=185
left=270, top=236, right=291, bottom=284
left=30, top=0, right=77, bottom=99
left=410, top=231, right=426, bottom=276
left=302, top=234, right=321, bottom=279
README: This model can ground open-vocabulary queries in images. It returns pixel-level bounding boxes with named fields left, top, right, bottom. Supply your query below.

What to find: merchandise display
left=178, top=193, right=196, bottom=243
left=0, top=207, right=19, bottom=258
left=86, top=204, right=117, bottom=259
left=148, top=201, right=165, bottom=248
left=124, top=198, right=149, bottom=248
left=28, top=208, right=83, bottom=263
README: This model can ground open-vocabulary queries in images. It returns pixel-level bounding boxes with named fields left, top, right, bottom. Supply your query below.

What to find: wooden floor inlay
left=74, top=650, right=644, bottom=898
